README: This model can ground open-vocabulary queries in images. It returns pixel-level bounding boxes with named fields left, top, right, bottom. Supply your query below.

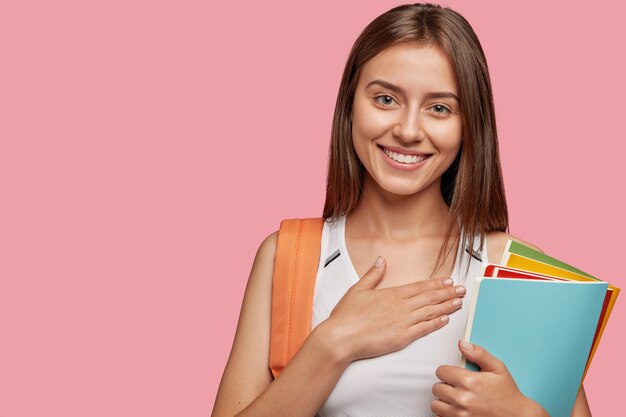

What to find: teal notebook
left=463, top=277, right=607, bottom=417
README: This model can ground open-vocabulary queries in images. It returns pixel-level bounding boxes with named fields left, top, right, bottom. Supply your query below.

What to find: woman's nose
left=392, top=110, right=425, bottom=143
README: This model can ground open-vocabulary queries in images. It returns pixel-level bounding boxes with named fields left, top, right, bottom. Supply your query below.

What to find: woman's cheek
left=353, top=104, right=386, bottom=137
left=429, top=120, right=462, bottom=152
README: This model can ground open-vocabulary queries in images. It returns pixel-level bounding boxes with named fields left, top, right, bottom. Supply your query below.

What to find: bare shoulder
left=240, top=230, right=278, bottom=296
left=485, top=231, right=544, bottom=264
left=253, top=230, right=278, bottom=272
left=260, top=230, right=279, bottom=255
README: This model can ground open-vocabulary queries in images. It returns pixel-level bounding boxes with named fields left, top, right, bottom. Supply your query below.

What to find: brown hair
left=322, top=3, right=508, bottom=276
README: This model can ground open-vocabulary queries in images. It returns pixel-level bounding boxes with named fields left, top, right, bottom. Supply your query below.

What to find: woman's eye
left=374, top=95, right=397, bottom=106
left=431, top=104, right=452, bottom=114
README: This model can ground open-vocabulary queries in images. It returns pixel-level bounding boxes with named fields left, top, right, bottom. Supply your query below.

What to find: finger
left=407, top=297, right=462, bottom=323
left=435, top=364, right=462, bottom=386
left=458, top=340, right=505, bottom=373
left=431, top=398, right=454, bottom=417
left=351, top=256, right=386, bottom=290
left=406, top=314, right=450, bottom=340
left=393, top=276, right=453, bottom=298
left=436, top=363, right=480, bottom=388
left=432, top=381, right=456, bottom=405
left=407, top=285, right=466, bottom=310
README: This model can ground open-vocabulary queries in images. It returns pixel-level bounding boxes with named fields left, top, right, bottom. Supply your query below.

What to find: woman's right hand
left=321, top=256, right=465, bottom=363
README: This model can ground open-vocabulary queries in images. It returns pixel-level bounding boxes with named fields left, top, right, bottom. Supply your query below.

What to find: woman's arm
left=211, top=232, right=350, bottom=417
left=212, top=231, right=466, bottom=417
left=211, top=233, right=277, bottom=416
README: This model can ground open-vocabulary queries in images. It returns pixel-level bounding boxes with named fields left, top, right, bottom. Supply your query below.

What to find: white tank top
left=311, top=215, right=488, bottom=417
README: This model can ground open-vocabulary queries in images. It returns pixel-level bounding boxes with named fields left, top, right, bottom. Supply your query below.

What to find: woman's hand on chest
left=321, top=255, right=465, bottom=363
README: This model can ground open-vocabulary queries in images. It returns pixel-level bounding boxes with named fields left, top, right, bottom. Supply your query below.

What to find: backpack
left=269, top=218, right=324, bottom=379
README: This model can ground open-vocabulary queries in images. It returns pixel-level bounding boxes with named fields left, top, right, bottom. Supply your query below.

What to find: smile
left=379, top=145, right=431, bottom=164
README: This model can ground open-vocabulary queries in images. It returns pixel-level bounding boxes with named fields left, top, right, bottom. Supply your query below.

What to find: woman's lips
left=379, top=144, right=431, bottom=157
left=378, top=145, right=431, bottom=171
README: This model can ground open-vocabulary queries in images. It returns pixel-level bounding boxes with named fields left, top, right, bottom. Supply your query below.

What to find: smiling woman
left=211, top=3, right=592, bottom=417
left=351, top=44, right=462, bottom=199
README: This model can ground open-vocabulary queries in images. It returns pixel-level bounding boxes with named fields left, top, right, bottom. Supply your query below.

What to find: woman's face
left=351, top=43, right=463, bottom=197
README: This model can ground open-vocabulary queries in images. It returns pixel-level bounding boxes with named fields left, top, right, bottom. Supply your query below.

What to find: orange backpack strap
left=269, top=217, right=324, bottom=379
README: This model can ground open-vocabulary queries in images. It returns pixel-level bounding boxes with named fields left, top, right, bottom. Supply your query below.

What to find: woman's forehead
left=358, top=43, right=458, bottom=95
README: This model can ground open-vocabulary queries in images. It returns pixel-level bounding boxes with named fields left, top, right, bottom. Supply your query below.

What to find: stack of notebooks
left=462, top=240, right=619, bottom=417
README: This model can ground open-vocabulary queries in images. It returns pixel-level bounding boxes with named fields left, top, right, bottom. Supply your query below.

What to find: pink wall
left=1, top=1, right=624, bottom=416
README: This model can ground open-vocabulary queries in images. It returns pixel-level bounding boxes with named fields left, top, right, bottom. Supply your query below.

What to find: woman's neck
left=347, top=176, right=453, bottom=242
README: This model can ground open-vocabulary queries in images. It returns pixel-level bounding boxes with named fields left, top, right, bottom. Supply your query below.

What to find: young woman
left=212, top=4, right=592, bottom=416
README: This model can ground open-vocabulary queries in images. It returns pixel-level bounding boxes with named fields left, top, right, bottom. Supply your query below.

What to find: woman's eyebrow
left=424, top=91, right=459, bottom=102
left=366, top=79, right=404, bottom=94
left=365, top=79, right=459, bottom=102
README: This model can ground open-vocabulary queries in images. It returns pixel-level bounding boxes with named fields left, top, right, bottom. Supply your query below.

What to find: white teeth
left=382, top=147, right=427, bottom=164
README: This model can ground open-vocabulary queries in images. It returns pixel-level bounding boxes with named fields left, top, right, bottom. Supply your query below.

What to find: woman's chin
left=370, top=179, right=434, bottom=198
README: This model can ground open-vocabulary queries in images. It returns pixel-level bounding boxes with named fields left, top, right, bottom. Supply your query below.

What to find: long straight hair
left=322, top=3, right=508, bottom=276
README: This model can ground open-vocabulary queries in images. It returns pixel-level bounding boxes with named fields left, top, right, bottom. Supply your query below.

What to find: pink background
left=1, top=1, right=624, bottom=416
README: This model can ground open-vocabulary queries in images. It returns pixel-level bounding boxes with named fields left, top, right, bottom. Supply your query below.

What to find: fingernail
left=443, top=278, right=453, bottom=286
left=455, top=285, right=466, bottom=295
left=375, top=256, right=384, bottom=267
left=452, top=298, right=462, bottom=307
left=460, top=340, right=473, bottom=351
left=440, top=315, right=449, bottom=323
